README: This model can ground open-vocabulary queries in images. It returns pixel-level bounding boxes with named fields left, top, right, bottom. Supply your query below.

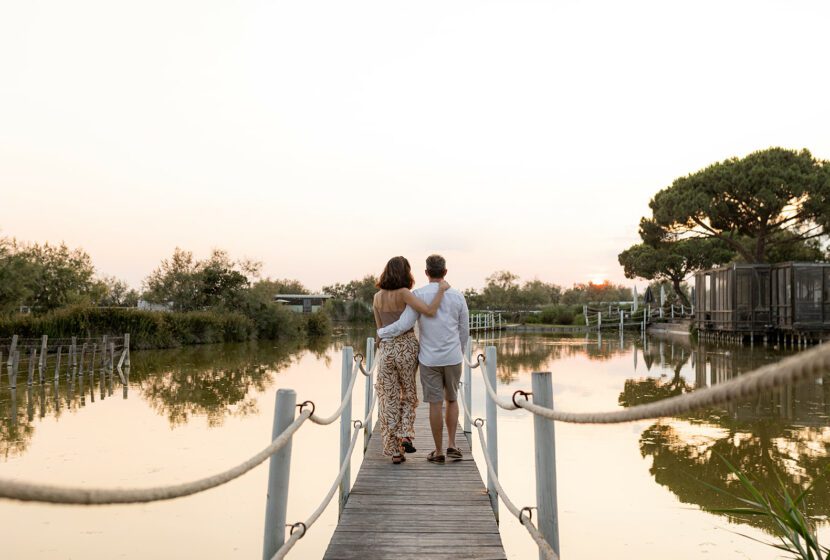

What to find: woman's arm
left=401, top=281, right=450, bottom=317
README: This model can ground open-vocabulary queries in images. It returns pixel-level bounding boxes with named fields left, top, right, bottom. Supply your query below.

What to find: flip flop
left=401, top=438, right=417, bottom=454
left=427, top=451, right=445, bottom=464
left=446, top=447, right=463, bottom=460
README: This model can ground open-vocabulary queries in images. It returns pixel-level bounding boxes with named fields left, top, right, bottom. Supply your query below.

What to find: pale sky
left=2, top=1, right=829, bottom=292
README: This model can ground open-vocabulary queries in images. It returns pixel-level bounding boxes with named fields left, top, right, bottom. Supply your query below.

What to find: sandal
left=401, top=437, right=417, bottom=454
left=427, top=451, right=445, bottom=464
left=392, top=454, right=405, bottom=464
left=446, top=447, right=463, bottom=460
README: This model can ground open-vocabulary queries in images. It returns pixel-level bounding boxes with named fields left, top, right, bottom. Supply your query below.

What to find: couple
left=373, top=254, right=469, bottom=465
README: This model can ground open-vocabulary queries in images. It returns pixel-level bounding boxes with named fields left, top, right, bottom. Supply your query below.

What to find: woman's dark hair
left=377, top=256, right=415, bottom=290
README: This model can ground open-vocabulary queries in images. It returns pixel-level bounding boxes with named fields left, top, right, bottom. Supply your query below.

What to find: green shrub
left=305, top=311, right=332, bottom=337
left=0, top=306, right=257, bottom=349
left=539, top=304, right=579, bottom=325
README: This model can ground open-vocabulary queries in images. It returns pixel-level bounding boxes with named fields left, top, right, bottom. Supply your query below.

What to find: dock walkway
left=323, top=396, right=506, bottom=560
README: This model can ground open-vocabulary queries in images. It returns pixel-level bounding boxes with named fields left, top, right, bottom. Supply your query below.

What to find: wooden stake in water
left=123, top=333, right=131, bottom=368
left=39, top=335, right=48, bottom=384
left=8, top=335, right=18, bottom=366
left=27, top=348, right=36, bottom=385
left=78, top=343, right=87, bottom=377
left=9, top=349, right=20, bottom=389
left=54, top=346, right=62, bottom=383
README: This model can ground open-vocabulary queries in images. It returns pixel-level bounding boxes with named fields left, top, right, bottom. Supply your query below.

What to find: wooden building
left=273, top=294, right=331, bottom=314
left=771, top=262, right=830, bottom=331
left=695, top=261, right=830, bottom=338
left=694, top=263, right=771, bottom=334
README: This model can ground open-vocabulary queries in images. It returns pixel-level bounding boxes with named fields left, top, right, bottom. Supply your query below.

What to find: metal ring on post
left=512, top=390, right=532, bottom=408
left=297, top=400, right=315, bottom=417
left=477, top=353, right=486, bottom=364
left=354, top=353, right=364, bottom=364
left=519, top=506, right=535, bottom=525
left=353, top=419, right=364, bottom=430
left=473, top=418, right=485, bottom=428
left=288, top=522, right=307, bottom=538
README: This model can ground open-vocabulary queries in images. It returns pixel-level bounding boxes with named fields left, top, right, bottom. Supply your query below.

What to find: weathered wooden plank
left=323, top=391, right=505, bottom=560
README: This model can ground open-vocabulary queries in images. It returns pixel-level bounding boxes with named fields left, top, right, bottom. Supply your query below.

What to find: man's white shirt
left=376, top=282, right=470, bottom=367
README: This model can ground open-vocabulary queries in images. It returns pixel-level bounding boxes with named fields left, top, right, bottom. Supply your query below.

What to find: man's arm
left=377, top=305, right=419, bottom=339
left=458, top=296, right=470, bottom=351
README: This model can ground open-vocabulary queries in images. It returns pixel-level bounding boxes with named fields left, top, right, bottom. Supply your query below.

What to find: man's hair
left=425, top=254, right=447, bottom=279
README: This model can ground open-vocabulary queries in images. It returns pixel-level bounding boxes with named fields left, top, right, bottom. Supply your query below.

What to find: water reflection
left=0, top=336, right=335, bottom=459
left=618, top=333, right=830, bottom=534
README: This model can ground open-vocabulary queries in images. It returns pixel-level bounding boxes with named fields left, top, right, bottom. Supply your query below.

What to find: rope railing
left=308, top=358, right=361, bottom=425
left=472, top=341, right=830, bottom=423
left=463, top=353, right=484, bottom=370
left=457, top=383, right=558, bottom=560
left=0, top=409, right=312, bottom=505
left=355, top=352, right=378, bottom=377
left=272, top=387, right=377, bottom=559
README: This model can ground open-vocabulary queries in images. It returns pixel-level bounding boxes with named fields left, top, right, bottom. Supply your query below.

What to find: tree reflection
left=133, top=340, right=317, bottom=427
left=488, top=333, right=633, bottom=383
left=621, top=335, right=830, bottom=534
left=0, top=337, right=330, bottom=458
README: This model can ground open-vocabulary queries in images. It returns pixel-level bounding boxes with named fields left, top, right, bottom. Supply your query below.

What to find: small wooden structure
left=273, top=294, right=331, bottom=314
left=771, top=262, right=830, bottom=332
left=695, top=261, right=830, bottom=341
left=694, top=263, right=771, bottom=334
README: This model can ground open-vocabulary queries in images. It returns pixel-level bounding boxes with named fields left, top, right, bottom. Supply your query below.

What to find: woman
left=373, top=256, right=449, bottom=464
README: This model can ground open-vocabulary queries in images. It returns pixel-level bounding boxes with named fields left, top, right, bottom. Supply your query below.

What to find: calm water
left=1, top=328, right=829, bottom=559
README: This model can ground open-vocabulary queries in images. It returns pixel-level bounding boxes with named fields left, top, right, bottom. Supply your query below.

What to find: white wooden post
left=339, top=346, right=354, bottom=516
left=671, top=304, right=675, bottom=319
left=619, top=309, right=623, bottom=330
left=262, top=388, right=297, bottom=560
left=598, top=312, right=602, bottom=331
left=364, top=338, right=374, bottom=452
left=485, top=345, right=499, bottom=522
left=463, top=339, right=472, bottom=434
left=532, top=371, right=560, bottom=559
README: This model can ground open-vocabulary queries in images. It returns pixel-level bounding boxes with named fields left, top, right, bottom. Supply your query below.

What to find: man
left=377, top=254, right=470, bottom=463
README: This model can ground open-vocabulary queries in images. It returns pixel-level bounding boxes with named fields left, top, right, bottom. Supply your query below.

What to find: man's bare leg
left=445, top=399, right=459, bottom=450
left=429, top=401, right=444, bottom=454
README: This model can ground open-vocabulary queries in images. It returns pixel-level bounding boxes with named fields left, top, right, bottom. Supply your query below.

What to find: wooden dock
left=323, top=397, right=506, bottom=560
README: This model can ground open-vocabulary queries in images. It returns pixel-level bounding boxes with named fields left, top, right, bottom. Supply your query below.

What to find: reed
left=706, top=455, right=830, bottom=560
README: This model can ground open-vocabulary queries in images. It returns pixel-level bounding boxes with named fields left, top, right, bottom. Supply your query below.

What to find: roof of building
left=273, top=294, right=333, bottom=300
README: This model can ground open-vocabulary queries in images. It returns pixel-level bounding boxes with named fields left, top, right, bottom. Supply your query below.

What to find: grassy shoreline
left=0, top=305, right=330, bottom=350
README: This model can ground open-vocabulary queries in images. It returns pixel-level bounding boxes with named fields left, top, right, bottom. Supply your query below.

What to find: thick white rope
left=356, top=353, right=379, bottom=377
left=476, top=354, right=520, bottom=411
left=479, top=340, right=830, bottom=424
left=458, top=383, right=557, bottom=560
left=309, top=360, right=361, bottom=425
left=0, top=410, right=311, bottom=505
left=272, top=387, right=377, bottom=559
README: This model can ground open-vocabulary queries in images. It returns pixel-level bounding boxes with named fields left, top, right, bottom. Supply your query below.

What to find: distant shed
left=274, top=294, right=331, bottom=314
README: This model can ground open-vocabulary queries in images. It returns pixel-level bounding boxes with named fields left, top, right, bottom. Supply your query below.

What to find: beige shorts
left=419, top=362, right=463, bottom=403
